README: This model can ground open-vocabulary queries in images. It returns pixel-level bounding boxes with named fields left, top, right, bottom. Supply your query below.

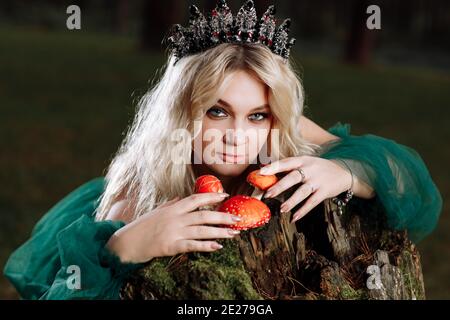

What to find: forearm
left=321, top=122, right=442, bottom=242
left=353, top=175, right=376, bottom=199
left=330, top=158, right=376, bottom=199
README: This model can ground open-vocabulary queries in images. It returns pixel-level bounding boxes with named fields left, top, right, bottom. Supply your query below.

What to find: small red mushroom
left=195, top=175, right=224, bottom=194
left=247, top=170, right=278, bottom=200
left=218, top=195, right=271, bottom=230
left=194, top=175, right=225, bottom=211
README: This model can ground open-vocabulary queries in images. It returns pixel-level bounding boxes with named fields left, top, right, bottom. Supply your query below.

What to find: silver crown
left=167, top=0, right=296, bottom=64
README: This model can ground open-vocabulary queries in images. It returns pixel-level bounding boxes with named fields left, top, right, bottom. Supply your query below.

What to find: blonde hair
left=95, top=43, right=317, bottom=221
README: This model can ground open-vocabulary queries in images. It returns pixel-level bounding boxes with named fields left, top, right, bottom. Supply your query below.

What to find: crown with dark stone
left=167, top=0, right=296, bottom=64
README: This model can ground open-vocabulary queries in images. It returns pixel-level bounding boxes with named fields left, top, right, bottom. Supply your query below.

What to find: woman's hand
left=260, top=156, right=354, bottom=223
left=106, top=192, right=241, bottom=264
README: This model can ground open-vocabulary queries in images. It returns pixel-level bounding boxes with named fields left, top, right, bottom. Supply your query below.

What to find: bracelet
left=332, top=159, right=354, bottom=216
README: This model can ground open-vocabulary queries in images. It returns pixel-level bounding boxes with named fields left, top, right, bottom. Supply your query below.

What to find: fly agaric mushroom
left=195, top=172, right=273, bottom=230
left=247, top=169, right=278, bottom=200
left=218, top=195, right=271, bottom=230
left=195, top=175, right=225, bottom=194
left=194, top=175, right=225, bottom=210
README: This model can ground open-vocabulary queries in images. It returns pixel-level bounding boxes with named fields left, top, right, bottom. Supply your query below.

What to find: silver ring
left=296, top=168, right=306, bottom=183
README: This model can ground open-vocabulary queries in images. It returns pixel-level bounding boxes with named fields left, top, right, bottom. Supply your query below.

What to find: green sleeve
left=3, top=178, right=142, bottom=300
left=320, top=123, right=442, bottom=243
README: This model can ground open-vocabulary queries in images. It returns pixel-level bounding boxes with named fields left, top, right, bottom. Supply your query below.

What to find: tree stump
left=120, top=189, right=426, bottom=300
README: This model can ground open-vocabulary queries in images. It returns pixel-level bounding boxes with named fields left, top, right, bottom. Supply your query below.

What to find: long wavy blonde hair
left=95, top=43, right=317, bottom=221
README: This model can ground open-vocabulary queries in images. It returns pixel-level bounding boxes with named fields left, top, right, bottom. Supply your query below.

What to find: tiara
left=167, top=0, right=296, bottom=64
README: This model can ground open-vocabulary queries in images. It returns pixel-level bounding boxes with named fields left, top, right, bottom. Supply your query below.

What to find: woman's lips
left=218, top=153, right=245, bottom=163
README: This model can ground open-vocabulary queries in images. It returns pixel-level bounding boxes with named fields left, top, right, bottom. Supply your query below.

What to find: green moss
left=399, top=250, right=425, bottom=300
left=140, top=258, right=178, bottom=298
left=188, top=257, right=261, bottom=299
left=186, top=239, right=261, bottom=299
left=340, top=285, right=367, bottom=300
left=136, top=239, right=262, bottom=299
left=204, top=239, right=243, bottom=268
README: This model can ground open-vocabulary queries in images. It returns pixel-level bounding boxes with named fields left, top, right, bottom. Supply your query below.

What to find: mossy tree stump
left=121, top=190, right=425, bottom=300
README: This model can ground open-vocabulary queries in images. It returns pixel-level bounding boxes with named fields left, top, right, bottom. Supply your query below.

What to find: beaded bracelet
left=332, top=159, right=354, bottom=216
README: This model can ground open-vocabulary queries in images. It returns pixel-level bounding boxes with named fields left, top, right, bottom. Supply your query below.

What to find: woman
left=4, top=1, right=441, bottom=300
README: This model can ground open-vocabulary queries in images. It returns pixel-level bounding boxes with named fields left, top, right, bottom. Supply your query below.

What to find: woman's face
left=193, top=69, right=272, bottom=179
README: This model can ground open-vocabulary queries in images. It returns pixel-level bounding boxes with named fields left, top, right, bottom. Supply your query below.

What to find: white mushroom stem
left=250, top=187, right=264, bottom=200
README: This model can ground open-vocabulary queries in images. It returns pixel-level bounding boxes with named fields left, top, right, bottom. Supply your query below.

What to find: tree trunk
left=115, top=0, right=130, bottom=34
left=120, top=190, right=425, bottom=300
left=344, top=0, right=375, bottom=65
left=139, top=0, right=184, bottom=52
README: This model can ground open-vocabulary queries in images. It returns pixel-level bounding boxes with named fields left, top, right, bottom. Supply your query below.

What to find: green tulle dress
left=3, top=123, right=442, bottom=300
left=3, top=178, right=142, bottom=300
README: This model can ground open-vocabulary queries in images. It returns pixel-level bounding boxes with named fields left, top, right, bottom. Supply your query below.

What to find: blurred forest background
left=0, top=0, right=449, bottom=299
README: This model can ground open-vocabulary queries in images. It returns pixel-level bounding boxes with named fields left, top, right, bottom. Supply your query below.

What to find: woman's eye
left=207, top=107, right=227, bottom=118
left=249, top=113, right=269, bottom=121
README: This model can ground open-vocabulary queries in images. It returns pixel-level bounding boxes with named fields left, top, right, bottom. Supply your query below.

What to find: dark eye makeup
left=206, top=106, right=270, bottom=122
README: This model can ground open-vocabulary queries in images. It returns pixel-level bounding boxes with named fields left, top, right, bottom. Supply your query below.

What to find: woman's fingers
left=291, top=191, right=324, bottom=223
left=183, top=225, right=240, bottom=240
left=280, top=182, right=316, bottom=213
left=176, top=240, right=224, bottom=253
left=259, top=157, right=306, bottom=175
left=265, top=169, right=305, bottom=198
left=184, top=211, right=241, bottom=226
left=174, top=192, right=229, bottom=213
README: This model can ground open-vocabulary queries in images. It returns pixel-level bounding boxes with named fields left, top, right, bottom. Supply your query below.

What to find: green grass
left=0, top=26, right=449, bottom=299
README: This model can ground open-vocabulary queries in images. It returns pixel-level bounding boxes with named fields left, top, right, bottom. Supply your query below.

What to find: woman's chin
left=206, top=163, right=250, bottom=177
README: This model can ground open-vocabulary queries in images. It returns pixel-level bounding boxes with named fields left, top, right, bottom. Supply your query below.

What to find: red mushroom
left=247, top=170, right=278, bottom=200
left=195, top=175, right=225, bottom=194
left=194, top=175, right=225, bottom=210
left=218, top=195, right=271, bottom=230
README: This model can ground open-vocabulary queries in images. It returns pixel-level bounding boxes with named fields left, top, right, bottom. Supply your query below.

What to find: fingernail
left=259, top=168, right=269, bottom=175
left=291, top=215, right=299, bottom=224
left=219, top=193, right=229, bottom=197
left=264, top=192, right=273, bottom=198
left=212, top=243, right=223, bottom=249
left=228, top=229, right=240, bottom=235
left=232, top=215, right=242, bottom=222
left=280, top=204, right=288, bottom=213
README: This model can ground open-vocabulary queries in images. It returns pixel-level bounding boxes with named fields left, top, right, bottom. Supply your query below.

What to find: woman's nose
left=223, top=126, right=247, bottom=146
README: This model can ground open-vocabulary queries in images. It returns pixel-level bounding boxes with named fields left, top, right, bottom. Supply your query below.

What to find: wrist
left=106, top=229, right=139, bottom=264
left=330, top=159, right=353, bottom=191
left=106, top=226, right=158, bottom=264
left=353, top=176, right=376, bottom=199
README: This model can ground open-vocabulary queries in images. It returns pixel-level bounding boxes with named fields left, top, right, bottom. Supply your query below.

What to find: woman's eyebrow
left=217, top=99, right=270, bottom=112
left=251, top=105, right=271, bottom=112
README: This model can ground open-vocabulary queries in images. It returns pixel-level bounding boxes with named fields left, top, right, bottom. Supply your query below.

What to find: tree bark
left=121, top=190, right=425, bottom=300
left=344, top=0, right=375, bottom=65
left=115, top=0, right=130, bottom=34
left=139, top=0, right=184, bottom=52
